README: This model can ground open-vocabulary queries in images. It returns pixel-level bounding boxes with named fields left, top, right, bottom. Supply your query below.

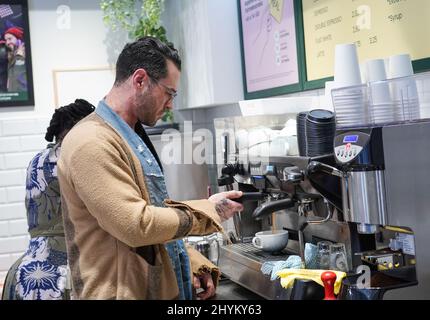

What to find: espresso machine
left=217, top=153, right=375, bottom=299
left=215, top=114, right=430, bottom=299
left=308, top=120, right=430, bottom=299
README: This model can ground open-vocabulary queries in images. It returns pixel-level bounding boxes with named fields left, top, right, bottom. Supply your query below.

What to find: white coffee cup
left=366, top=58, right=388, bottom=82
left=388, top=54, right=414, bottom=79
left=366, top=59, right=392, bottom=108
left=252, top=230, right=289, bottom=253
left=334, top=43, right=362, bottom=86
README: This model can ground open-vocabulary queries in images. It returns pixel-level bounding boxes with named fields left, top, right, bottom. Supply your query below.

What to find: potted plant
left=100, top=0, right=174, bottom=123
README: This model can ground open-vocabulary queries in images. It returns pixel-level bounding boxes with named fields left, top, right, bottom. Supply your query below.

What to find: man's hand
left=208, top=191, right=243, bottom=222
left=193, top=273, right=216, bottom=300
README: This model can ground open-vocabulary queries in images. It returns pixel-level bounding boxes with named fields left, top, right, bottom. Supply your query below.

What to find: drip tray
left=219, top=242, right=296, bottom=300
left=225, top=242, right=293, bottom=263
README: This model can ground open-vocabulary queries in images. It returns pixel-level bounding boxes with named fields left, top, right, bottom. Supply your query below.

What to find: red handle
left=321, top=271, right=337, bottom=300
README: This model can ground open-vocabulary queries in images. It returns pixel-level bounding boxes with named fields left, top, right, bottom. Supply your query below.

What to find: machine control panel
left=334, top=131, right=370, bottom=164
left=335, top=143, right=363, bottom=163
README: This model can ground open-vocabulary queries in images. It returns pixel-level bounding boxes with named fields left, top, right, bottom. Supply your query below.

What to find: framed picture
left=0, top=0, right=34, bottom=107
left=298, top=0, right=430, bottom=90
left=237, top=0, right=303, bottom=100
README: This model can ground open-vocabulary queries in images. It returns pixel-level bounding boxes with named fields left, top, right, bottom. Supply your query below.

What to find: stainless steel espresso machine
left=214, top=72, right=430, bottom=299
left=215, top=103, right=430, bottom=299
left=217, top=125, right=429, bottom=299
left=308, top=121, right=430, bottom=299
left=216, top=152, right=387, bottom=300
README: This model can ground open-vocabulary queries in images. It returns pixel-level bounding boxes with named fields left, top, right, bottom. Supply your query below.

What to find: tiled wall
left=0, top=116, right=50, bottom=289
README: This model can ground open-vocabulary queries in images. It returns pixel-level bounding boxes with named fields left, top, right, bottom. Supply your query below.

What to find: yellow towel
left=276, top=269, right=347, bottom=295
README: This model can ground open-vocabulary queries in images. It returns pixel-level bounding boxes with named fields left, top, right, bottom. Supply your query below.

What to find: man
left=4, top=26, right=26, bottom=92
left=57, top=37, right=243, bottom=300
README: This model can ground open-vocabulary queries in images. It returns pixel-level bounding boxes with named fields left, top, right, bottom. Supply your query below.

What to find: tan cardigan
left=57, top=113, right=222, bottom=299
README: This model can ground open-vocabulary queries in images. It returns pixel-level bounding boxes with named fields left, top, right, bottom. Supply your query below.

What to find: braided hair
left=45, top=99, right=95, bottom=143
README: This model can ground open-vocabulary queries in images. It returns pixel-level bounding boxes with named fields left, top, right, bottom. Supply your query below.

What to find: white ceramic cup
left=252, top=230, right=289, bottom=253
left=334, top=43, right=362, bottom=86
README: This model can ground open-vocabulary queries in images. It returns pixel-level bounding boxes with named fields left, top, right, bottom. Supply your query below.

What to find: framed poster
left=238, top=0, right=302, bottom=100
left=53, top=67, right=115, bottom=108
left=299, top=0, right=430, bottom=90
left=0, top=0, right=34, bottom=107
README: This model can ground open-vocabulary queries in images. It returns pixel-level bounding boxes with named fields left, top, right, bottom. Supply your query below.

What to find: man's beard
left=136, top=89, right=159, bottom=127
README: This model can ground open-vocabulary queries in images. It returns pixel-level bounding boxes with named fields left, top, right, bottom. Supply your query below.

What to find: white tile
left=8, top=219, right=28, bottom=236
left=6, top=186, right=26, bottom=203
left=2, top=119, right=40, bottom=136
left=0, top=137, right=21, bottom=153
left=0, top=155, right=5, bottom=170
left=0, top=254, right=12, bottom=270
left=0, top=221, right=8, bottom=237
left=0, top=120, right=3, bottom=136
left=0, top=203, right=26, bottom=221
left=4, top=152, right=34, bottom=170
left=0, top=236, right=28, bottom=254
left=20, top=135, right=46, bottom=152
left=37, top=118, right=50, bottom=135
left=20, top=169, right=28, bottom=184
left=0, top=188, right=6, bottom=204
left=0, top=170, right=24, bottom=187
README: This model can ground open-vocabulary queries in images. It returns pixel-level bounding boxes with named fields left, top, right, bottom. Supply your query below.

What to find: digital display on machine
left=343, top=135, right=359, bottom=143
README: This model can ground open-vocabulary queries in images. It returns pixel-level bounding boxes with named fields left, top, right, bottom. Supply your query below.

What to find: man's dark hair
left=45, top=99, right=95, bottom=143
left=114, top=36, right=181, bottom=86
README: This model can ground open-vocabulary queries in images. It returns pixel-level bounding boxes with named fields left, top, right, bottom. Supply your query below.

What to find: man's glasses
left=157, top=82, right=178, bottom=102
left=149, top=76, right=177, bottom=102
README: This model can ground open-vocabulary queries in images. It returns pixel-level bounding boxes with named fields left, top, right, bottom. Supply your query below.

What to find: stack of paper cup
left=360, top=62, right=368, bottom=84
left=388, top=54, right=420, bottom=121
left=333, top=44, right=367, bottom=127
left=365, top=59, right=394, bottom=124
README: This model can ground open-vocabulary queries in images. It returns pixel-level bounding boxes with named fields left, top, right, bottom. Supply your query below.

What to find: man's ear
left=132, top=68, right=149, bottom=89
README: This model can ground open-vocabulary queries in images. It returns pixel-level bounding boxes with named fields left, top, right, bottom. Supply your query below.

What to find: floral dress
left=2, top=144, right=70, bottom=300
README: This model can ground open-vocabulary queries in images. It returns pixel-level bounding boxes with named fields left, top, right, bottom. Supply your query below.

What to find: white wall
left=0, top=0, right=127, bottom=289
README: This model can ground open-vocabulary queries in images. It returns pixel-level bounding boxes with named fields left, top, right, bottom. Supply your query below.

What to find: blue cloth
left=96, top=101, right=193, bottom=300
left=261, top=243, right=319, bottom=281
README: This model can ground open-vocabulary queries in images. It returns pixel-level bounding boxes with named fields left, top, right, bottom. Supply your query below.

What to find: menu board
left=303, top=0, right=430, bottom=81
left=239, top=0, right=300, bottom=95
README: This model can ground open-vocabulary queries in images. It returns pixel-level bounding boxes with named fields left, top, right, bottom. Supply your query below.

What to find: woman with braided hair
left=1, top=99, right=95, bottom=300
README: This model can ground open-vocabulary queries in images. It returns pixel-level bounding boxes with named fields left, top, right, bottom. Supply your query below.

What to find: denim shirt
left=96, top=101, right=193, bottom=300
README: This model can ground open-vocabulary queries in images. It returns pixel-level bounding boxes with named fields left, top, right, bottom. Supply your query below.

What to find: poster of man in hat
left=0, top=1, right=33, bottom=106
